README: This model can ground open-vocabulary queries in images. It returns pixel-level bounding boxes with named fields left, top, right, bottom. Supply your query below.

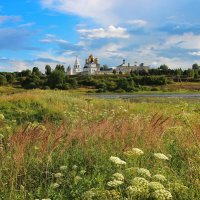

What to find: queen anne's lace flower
left=132, top=148, right=144, bottom=155
left=112, top=173, right=124, bottom=181
left=60, top=166, right=67, bottom=171
left=109, top=156, right=126, bottom=165
left=137, top=168, right=151, bottom=177
left=151, top=189, right=172, bottom=200
left=153, top=174, right=167, bottom=182
left=131, top=177, right=149, bottom=193
left=107, top=180, right=124, bottom=187
left=154, top=153, right=169, bottom=161
left=51, top=183, right=60, bottom=189
left=0, top=134, right=4, bottom=139
left=80, top=169, right=86, bottom=175
left=0, top=114, right=5, bottom=120
left=54, top=173, right=63, bottom=178
left=149, top=182, right=165, bottom=191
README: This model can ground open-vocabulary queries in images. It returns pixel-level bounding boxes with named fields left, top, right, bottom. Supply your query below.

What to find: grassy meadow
left=0, top=87, right=199, bottom=199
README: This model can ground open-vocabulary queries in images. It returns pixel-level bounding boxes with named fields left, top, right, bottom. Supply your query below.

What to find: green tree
left=192, top=63, right=199, bottom=70
left=45, top=65, right=52, bottom=75
left=113, top=69, right=116, bottom=75
left=47, top=70, right=65, bottom=89
left=55, top=64, right=65, bottom=72
left=187, top=69, right=195, bottom=78
left=6, top=73, right=15, bottom=84
left=32, top=67, right=41, bottom=76
left=159, top=64, right=169, bottom=71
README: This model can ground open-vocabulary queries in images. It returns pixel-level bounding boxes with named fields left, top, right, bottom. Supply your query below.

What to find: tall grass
left=0, top=89, right=199, bottom=199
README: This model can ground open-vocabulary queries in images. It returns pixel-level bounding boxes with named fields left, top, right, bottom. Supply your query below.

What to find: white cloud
left=41, top=0, right=115, bottom=24
left=40, top=0, right=187, bottom=25
left=189, top=51, right=200, bottom=56
left=78, top=25, right=129, bottom=39
left=40, top=34, right=68, bottom=44
left=18, top=22, right=35, bottom=27
left=126, top=20, right=147, bottom=27
left=165, top=33, right=200, bottom=49
left=0, top=15, right=21, bottom=24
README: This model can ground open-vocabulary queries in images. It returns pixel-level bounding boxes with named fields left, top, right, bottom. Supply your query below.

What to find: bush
left=0, top=75, right=7, bottom=86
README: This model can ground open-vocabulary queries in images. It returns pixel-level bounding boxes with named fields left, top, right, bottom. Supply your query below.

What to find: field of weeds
left=0, top=88, right=199, bottom=200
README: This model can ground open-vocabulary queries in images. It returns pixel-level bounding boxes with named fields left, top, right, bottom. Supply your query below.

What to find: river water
left=87, top=93, right=200, bottom=102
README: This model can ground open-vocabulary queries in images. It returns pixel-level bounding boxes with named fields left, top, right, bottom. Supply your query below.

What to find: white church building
left=67, top=56, right=82, bottom=75
left=67, top=54, right=100, bottom=75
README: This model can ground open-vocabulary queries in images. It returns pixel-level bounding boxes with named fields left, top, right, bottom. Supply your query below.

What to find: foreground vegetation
left=0, top=88, right=199, bottom=199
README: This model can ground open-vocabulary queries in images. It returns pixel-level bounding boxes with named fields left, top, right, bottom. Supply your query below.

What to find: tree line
left=0, top=63, right=200, bottom=92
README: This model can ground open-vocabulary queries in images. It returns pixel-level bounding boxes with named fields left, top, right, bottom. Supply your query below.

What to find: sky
left=1, top=0, right=200, bottom=72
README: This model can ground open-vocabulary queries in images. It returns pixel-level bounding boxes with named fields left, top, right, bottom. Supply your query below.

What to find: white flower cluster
left=151, top=189, right=172, bottom=200
left=80, top=169, right=86, bottom=175
left=50, top=183, right=60, bottom=189
left=131, top=177, right=149, bottom=193
left=82, top=189, right=96, bottom=199
left=126, top=177, right=149, bottom=198
left=132, top=148, right=144, bottom=156
left=149, top=182, right=165, bottom=191
left=0, top=114, right=5, bottom=120
left=153, top=174, right=167, bottom=182
left=107, top=180, right=123, bottom=188
left=112, top=173, right=124, bottom=181
left=124, top=148, right=144, bottom=157
left=59, top=165, right=67, bottom=171
left=137, top=168, right=151, bottom=178
left=0, top=134, right=4, bottom=139
left=109, top=156, right=126, bottom=165
left=154, top=153, right=169, bottom=161
left=54, top=173, right=63, bottom=178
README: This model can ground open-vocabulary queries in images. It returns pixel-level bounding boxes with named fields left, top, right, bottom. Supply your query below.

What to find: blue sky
left=1, top=0, right=200, bottom=71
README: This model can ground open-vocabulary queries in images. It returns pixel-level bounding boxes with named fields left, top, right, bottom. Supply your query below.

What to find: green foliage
left=45, top=65, right=52, bottom=75
left=0, top=74, right=7, bottom=86
left=47, top=69, right=65, bottom=89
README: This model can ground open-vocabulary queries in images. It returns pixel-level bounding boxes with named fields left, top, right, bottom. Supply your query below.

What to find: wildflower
left=109, top=156, right=126, bottom=165
left=149, top=182, right=165, bottom=191
left=74, top=176, right=82, bottom=184
left=151, top=189, right=172, bottom=200
left=137, top=168, right=151, bottom=178
left=153, top=174, right=167, bottom=182
left=126, top=186, right=138, bottom=195
left=0, top=134, right=4, bottom=139
left=20, top=185, right=25, bottom=191
left=0, top=114, right=5, bottom=120
left=80, top=169, right=86, bottom=175
left=34, top=146, right=39, bottom=151
left=107, top=180, right=124, bottom=188
left=54, top=173, right=63, bottom=178
left=154, top=153, right=169, bottom=161
left=131, top=177, right=149, bottom=194
left=37, top=125, right=46, bottom=132
left=82, top=189, right=96, bottom=199
left=132, top=148, right=144, bottom=155
left=60, top=165, right=67, bottom=171
left=72, top=165, right=78, bottom=170
left=51, top=183, right=60, bottom=189
left=112, top=173, right=124, bottom=181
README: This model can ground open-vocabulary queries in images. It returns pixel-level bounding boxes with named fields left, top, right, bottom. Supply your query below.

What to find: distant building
left=67, top=56, right=82, bottom=75
left=115, top=59, right=149, bottom=74
left=83, top=54, right=100, bottom=75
